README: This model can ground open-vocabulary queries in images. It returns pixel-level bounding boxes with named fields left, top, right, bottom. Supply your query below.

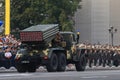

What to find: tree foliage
left=11, top=0, right=81, bottom=31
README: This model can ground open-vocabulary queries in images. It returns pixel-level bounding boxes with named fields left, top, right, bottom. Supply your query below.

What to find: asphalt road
left=0, top=70, right=120, bottom=80
left=0, top=66, right=120, bottom=80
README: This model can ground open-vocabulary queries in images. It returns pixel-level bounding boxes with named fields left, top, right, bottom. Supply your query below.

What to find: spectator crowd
left=0, top=34, right=21, bottom=69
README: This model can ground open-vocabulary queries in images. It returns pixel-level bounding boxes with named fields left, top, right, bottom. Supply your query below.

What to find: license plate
left=21, top=61, right=30, bottom=63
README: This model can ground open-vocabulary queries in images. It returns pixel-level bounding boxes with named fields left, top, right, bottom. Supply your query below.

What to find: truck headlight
left=15, top=52, right=23, bottom=60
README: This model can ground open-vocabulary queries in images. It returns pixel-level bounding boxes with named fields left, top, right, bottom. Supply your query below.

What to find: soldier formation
left=79, top=43, right=120, bottom=67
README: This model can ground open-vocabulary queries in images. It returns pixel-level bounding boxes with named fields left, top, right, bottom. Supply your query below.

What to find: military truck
left=15, top=24, right=87, bottom=72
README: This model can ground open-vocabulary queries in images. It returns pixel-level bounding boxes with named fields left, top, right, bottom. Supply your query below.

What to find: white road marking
left=81, top=76, right=108, bottom=79
left=0, top=73, right=32, bottom=77
left=0, top=73, right=33, bottom=80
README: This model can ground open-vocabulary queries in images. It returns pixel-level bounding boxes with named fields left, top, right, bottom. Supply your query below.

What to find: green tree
left=11, top=0, right=81, bottom=31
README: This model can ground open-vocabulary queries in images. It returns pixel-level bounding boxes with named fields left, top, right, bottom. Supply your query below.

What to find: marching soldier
left=102, top=48, right=108, bottom=67
left=98, top=48, right=103, bottom=66
left=88, top=48, right=94, bottom=67
left=112, top=47, right=120, bottom=67
left=93, top=48, right=99, bottom=66
left=106, top=49, right=112, bottom=66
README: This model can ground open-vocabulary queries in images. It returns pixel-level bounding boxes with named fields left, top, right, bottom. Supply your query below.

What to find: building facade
left=74, top=0, right=120, bottom=45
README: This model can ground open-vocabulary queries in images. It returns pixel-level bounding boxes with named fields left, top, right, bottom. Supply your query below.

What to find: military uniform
left=112, top=50, right=120, bottom=67
left=52, top=32, right=63, bottom=47
left=93, top=49, right=99, bottom=66
left=98, top=49, right=103, bottom=66
left=106, top=50, right=112, bottom=66
left=88, top=49, right=94, bottom=67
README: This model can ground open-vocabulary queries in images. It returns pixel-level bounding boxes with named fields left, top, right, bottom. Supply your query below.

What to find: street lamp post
left=108, top=26, right=117, bottom=46
left=5, top=0, right=10, bottom=35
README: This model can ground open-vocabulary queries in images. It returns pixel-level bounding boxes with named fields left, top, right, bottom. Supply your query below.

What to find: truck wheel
left=46, top=53, right=58, bottom=72
left=16, top=65, right=27, bottom=73
left=75, top=55, right=86, bottom=71
left=27, top=64, right=36, bottom=72
left=57, top=53, right=66, bottom=72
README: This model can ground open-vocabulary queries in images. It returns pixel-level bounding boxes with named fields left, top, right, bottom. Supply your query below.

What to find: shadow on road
left=0, top=65, right=120, bottom=73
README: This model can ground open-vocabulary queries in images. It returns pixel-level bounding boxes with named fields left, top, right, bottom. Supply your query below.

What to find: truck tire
left=75, top=55, right=86, bottom=71
left=16, top=65, right=27, bottom=73
left=27, top=64, right=36, bottom=72
left=4, top=61, right=11, bottom=69
left=46, top=53, right=58, bottom=72
left=57, top=53, right=66, bottom=72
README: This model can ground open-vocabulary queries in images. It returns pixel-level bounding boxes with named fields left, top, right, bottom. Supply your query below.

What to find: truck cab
left=60, top=31, right=77, bottom=50
left=60, top=31, right=86, bottom=71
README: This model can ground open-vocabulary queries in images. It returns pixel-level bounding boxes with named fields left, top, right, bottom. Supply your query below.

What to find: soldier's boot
left=99, top=59, right=102, bottom=66
left=94, top=59, right=98, bottom=66
left=107, top=60, right=111, bottom=67
left=89, top=60, right=92, bottom=68
left=103, top=60, right=106, bottom=67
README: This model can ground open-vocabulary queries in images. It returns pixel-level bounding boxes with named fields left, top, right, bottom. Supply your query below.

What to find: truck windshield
left=61, top=34, right=73, bottom=42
